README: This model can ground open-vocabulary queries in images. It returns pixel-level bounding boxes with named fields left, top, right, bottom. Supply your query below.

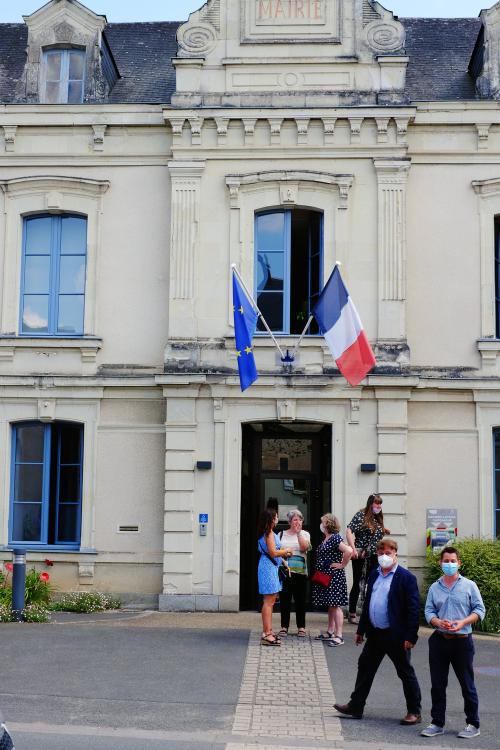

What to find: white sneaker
left=421, top=723, right=445, bottom=737
left=457, top=724, right=480, bottom=739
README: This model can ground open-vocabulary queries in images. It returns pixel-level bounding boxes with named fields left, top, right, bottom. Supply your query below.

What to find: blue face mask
left=441, top=562, right=459, bottom=576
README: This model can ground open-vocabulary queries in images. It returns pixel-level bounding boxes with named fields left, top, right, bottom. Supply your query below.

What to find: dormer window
left=42, top=48, right=85, bottom=104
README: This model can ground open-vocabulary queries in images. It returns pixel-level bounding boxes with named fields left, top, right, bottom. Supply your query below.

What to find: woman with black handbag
left=257, top=508, right=293, bottom=646
left=312, top=513, right=352, bottom=647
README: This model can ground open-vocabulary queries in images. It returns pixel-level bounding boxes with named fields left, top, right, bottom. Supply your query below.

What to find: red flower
left=44, top=559, right=54, bottom=567
left=4, top=562, right=13, bottom=572
left=39, top=572, right=50, bottom=582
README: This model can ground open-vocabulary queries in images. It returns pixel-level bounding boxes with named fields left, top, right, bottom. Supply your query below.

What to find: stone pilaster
left=373, top=159, right=411, bottom=343
left=376, top=388, right=410, bottom=556
left=167, top=161, right=205, bottom=339
left=159, top=392, right=197, bottom=609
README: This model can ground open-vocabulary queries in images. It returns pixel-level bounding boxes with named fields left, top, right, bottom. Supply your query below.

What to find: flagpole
left=292, top=315, right=314, bottom=357
left=231, top=264, right=286, bottom=359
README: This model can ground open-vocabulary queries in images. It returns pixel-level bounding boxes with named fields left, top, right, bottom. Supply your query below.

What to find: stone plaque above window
left=241, top=0, right=341, bottom=43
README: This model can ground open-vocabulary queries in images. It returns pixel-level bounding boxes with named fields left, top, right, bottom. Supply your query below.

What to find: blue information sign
left=199, top=513, right=209, bottom=524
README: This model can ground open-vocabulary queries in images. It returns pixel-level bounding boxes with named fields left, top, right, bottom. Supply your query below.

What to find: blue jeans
left=429, top=631, right=480, bottom=728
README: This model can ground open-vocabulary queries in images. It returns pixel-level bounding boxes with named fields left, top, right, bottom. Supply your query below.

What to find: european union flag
left=232, top=271, right=258, bottom=391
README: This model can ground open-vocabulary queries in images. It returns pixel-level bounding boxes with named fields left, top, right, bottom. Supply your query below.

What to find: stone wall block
left=163, top=532, right=194, bottom=554
left=162, top=553, right=193, bottom=573
left=165, top=471, right=195, bottom=492
left=164, top=491, right=193, bottom=511
left=164, top=511, right=193, bottom=532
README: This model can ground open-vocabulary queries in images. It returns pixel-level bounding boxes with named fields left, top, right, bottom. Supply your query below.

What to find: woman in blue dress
left=257, top=508, right=293, bottom=646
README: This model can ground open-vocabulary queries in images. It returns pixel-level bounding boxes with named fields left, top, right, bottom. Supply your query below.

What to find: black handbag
left=0, top=725, right=14, bottom=750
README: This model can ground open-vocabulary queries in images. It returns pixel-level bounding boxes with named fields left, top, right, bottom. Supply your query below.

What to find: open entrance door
left=240, top=422, right=332, bottom=611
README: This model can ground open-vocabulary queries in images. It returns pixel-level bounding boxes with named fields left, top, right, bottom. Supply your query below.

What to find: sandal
left=348, top=614, right=359, bottom=624
left=315, top=631, right=334, bottom=641
left=278, top=628, right=288, bottom=637
left=261, top=632, right=281, bottom=647
left=328, top=636, right=345, bottom=647
left=297, top=628, right=307, bottom=638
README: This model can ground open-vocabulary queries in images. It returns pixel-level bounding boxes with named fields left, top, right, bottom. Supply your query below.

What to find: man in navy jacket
left=334, top=537, right=422, bottom=725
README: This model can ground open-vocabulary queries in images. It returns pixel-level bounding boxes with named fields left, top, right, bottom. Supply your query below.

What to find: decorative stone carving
left=280, top=182, right=298, bottom=205
left=91, top=123, right=107, bottom=152
left=365, top=19, right=405, bottom=53
left=268, top=118, right=283, bottom=145
left=168, top=161, right=206, bottom=300
left=295, top=118, right=310, bottom=145
left=476, top=123, right=491, bottom=150
left=363, top=0, right=382, bottom=25
left=188, top=117, right=204, bottom=145
left=242, top=118, right=257, bottom=145
left=176, top=0, right=220, bottom=57
left=277, top=399, right=296, bottom=423
left=322, top=118, right=337, bottom=145
left=38, top=398, right=56, bottom=422
left=476, top=4, right=500, bottom=99
left=3, top=126, right=17, bottom=152
left=374, top=159, right=411, bottom=303
left=215, top=117, right=229, bottom=145
left=349, top=118, right=363, bottom=144
left=54, top=20, right=75, bottom=42
left=376, top=117, right=390, bottom=143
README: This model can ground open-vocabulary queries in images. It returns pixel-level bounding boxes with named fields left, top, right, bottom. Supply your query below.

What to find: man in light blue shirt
left=421, top=546, right=486, bottom=741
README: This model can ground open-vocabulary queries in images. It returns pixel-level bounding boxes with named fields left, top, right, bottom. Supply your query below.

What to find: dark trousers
left=428, top=631, right=479, bottom=728
left=348, top=555, right=378, bottom=613
left=350, top=629, right=422, bottom=715
left=280, top=573, right=307, bottom=629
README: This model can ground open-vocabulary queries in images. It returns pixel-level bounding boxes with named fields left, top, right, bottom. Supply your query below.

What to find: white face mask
left=372, top=506, right=382, bottom=514
left=320, top=523, right=326, bottom=534
left=378, top=553, right=394, bottom=569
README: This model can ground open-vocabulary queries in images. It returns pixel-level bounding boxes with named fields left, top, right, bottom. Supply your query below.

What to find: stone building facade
left=0, top=0, right=499, bottom=609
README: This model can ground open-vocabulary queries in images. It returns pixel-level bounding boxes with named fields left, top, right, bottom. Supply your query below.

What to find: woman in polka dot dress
left=312, top=513, right=353, bottom=647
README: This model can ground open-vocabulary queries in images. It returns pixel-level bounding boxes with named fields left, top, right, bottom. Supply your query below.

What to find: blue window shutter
left=20, top=215, right=87, bottom=337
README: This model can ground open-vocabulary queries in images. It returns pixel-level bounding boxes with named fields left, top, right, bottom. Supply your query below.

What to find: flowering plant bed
left=49, top=592, right=121, bottom=613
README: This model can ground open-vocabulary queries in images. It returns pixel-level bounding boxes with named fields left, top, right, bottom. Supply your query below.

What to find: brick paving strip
left=227, top=630, right=344, bottom=749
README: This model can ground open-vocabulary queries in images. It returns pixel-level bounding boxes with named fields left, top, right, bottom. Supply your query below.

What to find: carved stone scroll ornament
left=364, top=19, right=405, bottom=53
left=177, top=21, right=218, bottom=57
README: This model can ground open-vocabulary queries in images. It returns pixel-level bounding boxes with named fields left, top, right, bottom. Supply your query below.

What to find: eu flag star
left=244, top=346, right=252, bottom=354
left=239, top=305, right=244, bottom=314
left=236, top=350, right=242, bottom=357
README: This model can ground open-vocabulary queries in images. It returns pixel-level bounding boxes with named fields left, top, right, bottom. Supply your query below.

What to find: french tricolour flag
left=312, top=265, right=376, bottom=387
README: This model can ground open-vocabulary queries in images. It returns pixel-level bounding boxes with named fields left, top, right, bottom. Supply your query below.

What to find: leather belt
left=438, top=632, right=468, bottom=639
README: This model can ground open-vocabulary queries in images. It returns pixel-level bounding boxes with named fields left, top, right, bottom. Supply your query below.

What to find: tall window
left=496, top=217, right=500, bottom=337
left=42, top=48, right=86, bottom=104
left=10, top=422, right=83, bottom=549
left=494, top=429, right=500, bottom=539
left=21, top=214, right=87, bottom=336
left=255, top=209, right=322, bottom=334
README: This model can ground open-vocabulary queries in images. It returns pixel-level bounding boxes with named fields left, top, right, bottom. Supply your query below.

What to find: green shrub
left=50, top=592, right=121, bottom=613
left=24, top=568, right=52, bottom=606
left=423, top=538, right=500, bottom=634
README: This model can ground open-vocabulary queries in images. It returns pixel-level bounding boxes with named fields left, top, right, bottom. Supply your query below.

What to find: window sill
left=477, top=338, right=500, bottom=366
left=0, top=336, right=102, bottom=363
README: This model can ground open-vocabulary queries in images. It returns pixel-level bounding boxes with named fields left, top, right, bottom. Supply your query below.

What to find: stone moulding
left=176, top=0, right=220, bottom=57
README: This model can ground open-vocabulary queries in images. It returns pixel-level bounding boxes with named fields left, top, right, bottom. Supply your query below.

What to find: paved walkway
left=228, top=630, right=343, bottom=750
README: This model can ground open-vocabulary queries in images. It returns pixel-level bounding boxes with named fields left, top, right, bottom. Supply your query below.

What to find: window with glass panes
left=42, top=48, right=85, bottom=104
left=254, top=209, right=322, bottom=334
left=20, top=215, right=87, bottom=336
left=10, top=422, right=83, bottom=549
left=494, top=429, right=500, bottom=539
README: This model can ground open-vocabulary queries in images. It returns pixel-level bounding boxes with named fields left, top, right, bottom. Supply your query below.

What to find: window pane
left=16, top=425, right=44, bottom=463
left=60, top=425, right=82, bottom=464
left=59, top=466, right=80, bottom=502
left=45, top=52, right=62, bottom=81
left=25, top=217, right=51, bottom=254
left=57, top=295, right=84, bottom=334
left=69, top=51, right=84, bottom=80
left=14, top=465, right=43, bottom=501
left=257, top=291, right=283, bottom=331
left=256, top=213, right=285, bottom=251
left=67, top=81, right=84, bottom=104
left=22, top=296, right=49, bottom=333
left=45, top=82, right=61, bottom=104
left=59, top=256, right=86, bottom=294
left=12, top=503, right=42, bottom=542
left=257, top=253, right=284, bottom=292
left=24, top=256, right=50, bottom=294
left=60, top=217, right=87, bottom=254
left=262, top=439, right=313, bottom=471
left=57, top=504, right=79, bottom=543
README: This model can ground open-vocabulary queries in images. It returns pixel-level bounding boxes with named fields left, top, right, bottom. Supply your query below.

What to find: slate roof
left=0, top=16, right=485, bottom=104
left=402, top=17, right=482, bottom=101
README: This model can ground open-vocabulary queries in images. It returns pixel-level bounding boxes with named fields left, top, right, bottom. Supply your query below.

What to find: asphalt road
left=325, top=623, right=500, bottom=750
left=0, top=621, right=249, bottom=750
